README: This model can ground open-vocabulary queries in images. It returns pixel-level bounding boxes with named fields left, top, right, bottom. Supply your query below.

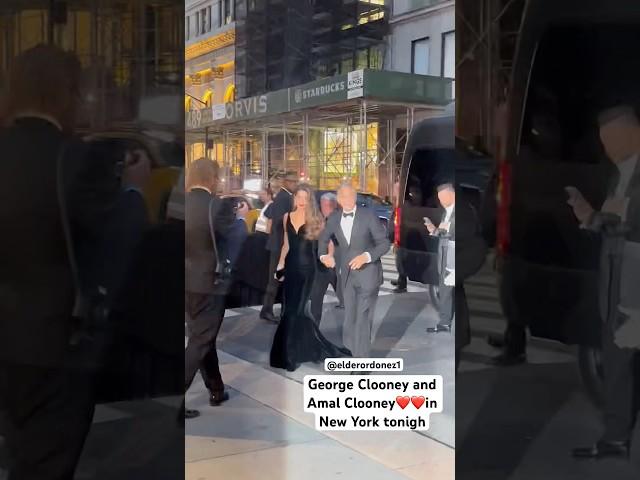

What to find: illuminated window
left=224, top=83, right=235, bottom=103
left=202, top=89, right=214, bottom=107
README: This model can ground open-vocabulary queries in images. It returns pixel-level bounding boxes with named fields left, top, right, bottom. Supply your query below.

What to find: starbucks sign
left=290, top=76, right=349, bottom=110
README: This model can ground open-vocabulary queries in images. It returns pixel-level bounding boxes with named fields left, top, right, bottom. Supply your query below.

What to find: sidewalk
left=185, top=350, right=454, bottom=480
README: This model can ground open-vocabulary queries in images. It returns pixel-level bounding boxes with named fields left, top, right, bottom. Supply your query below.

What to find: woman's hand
left=275, top=264, right=285, bottom=282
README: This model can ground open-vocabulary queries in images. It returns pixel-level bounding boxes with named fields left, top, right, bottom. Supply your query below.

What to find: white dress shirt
left=339, top=205, right=371, bottom=263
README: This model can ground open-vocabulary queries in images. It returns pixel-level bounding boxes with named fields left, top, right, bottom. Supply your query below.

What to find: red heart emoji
left=411, top=396, right=425, bottom=409
left=396, top=396, right=410, bottom=409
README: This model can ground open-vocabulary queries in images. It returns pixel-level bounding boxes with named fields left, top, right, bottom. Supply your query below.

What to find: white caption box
left=304, top=375, right=443, bottom=431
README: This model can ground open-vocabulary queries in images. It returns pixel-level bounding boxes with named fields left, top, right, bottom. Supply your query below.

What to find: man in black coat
left=0, top=45, right=149, bottom=480
left=184, top=158, right=235, bottom=418
left=571, top=105, right=640, bottom=460
left=260, top=171, right=296, bottom=323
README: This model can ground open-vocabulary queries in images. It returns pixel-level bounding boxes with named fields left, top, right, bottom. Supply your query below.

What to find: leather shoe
left=392, top=287, right=407, bottom=294
left=184, top=408, right=200, bottom=419
left=487, top=334, right=505, bottom=348
left=335, top=304, right=345, bottom=310
left=491, top=351, right=526, bottom=366
left=572, top=440, right=630, bottom=460
left=260, top=311, right=278, bottom=324
left=391, top=279, right=399, bottom=286
left=209, top=391, right=230, bottom=407
left=427, top=324, right=451, bottom=333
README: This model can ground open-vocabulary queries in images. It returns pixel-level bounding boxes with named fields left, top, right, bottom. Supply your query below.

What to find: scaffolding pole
left=262, top=128, right=268, bottom=187
left=359, top=100, right=367, bottom=191
left=302, top=113, right=309, bottom=179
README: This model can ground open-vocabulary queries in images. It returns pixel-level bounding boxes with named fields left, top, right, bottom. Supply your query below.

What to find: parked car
left=496, top=0, right=640, bottom=406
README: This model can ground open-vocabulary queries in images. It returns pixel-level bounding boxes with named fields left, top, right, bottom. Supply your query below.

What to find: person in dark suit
left=426, top=184, right=456, bottom=333
left=319, top=183, right=391, bottom=358
left=310, top=192, right=340, bottom=325
left=0, top=45, right=149, bottom=480
left=570, top=105, right=640, bottom=460
left=260, top=171, right=296, bottom=323
left=184, top=158, right=234, bottom=419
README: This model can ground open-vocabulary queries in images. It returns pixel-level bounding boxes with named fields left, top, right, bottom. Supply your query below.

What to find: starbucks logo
left=294, top=89, right=302, bottom=103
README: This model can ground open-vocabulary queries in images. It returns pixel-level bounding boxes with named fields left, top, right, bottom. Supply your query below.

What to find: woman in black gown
left=269, top=184, right=351, bottom=371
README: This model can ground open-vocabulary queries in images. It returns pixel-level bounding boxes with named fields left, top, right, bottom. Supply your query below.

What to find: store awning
left=186, top=69, right=453, bottom=131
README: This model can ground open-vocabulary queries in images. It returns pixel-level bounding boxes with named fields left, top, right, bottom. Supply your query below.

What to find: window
left=212, top=1, right=221, bottom=28
left=207, top=6, right=212, bottom=32
left=195, top=12, right=199, bottom=36
left=356, top=49, right=369, bottom=70
left=200, top=8, right=207, bottom=34
left=411, top=37, right=430, bottom=75
left=442, top=31, right=455, bottom=78
left=224, top=0, right=232, bottom=24
left=185, top=16, right=190, bottom=40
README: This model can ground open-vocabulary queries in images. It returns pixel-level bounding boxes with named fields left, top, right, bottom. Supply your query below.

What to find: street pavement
left=185, top=250, right=455, bottom=480
left=457, top=255, right=640, bottom=479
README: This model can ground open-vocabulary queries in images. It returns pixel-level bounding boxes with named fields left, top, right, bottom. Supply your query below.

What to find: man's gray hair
left=337, top=182, right=356, bottom=194
left=320, top=192, right=337, bottom=203
left=437, top=183, right=455, bottom=192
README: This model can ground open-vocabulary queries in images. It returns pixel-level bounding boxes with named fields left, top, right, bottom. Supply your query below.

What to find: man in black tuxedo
left=184, top=158, right=234, bottom=419
left=426, top=184, right=456, bottom=334
left=0, top=45, right=150, bottom=480
left=260, top=171, right=296, bottom=323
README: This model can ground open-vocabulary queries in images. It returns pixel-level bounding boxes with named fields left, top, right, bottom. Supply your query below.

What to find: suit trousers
left=342, top=279, right=379, bottom=357
left=602, top=313, right=639, bottom=442
left=310, top=267, right=338, bottom=325
left=184, top=292, right=226, bottom=396
left=262, top=249, right=281, bottom=314
left=438, top=285, right=455, bottom=327
left=0, top=363, right=94, bottom=480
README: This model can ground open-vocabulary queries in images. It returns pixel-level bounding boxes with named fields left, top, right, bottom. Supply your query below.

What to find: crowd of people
left=183, top=163, right=395, bottom=418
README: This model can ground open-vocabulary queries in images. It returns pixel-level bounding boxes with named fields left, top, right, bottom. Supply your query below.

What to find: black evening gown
left=269, top=217, right=351, bottom=371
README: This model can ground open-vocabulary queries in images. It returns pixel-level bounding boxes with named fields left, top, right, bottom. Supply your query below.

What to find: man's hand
left=424, top=217, right=436, bottom=234
left=321, top=255, right=336, bottom=269
left=348, top=253, right=369, bottom=270
left=122, top=149, right=151, bottom=191
left=566, top=186, right=594, bottom=225
left=438, top=221, right=451, bottom=233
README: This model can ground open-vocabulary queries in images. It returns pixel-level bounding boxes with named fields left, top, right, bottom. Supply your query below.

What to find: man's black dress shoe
left=391, top=279, right=399, bottom=286
left=487, top=334, right=505, bottom=348
left=392, top=287, right=407, bottom=294
left=335, top=304, right=345, bottom=310
left=572, top=440, right=630, bottom=460
left=490, top=351, right=526, bottom=366
left=209, top=391, right=230, bottom=407
left=184, top=409, right=200, bottom=419
left=260, top=311, right=278, bottom=324
left=426, top=324, right=451, bottom=333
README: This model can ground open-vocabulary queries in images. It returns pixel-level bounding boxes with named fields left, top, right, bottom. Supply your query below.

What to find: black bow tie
left=343, top=212, right=354, bottom=218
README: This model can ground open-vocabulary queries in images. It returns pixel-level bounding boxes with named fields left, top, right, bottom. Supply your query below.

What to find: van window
left=405, top=148, right=455, bottom=208
left=520, top=24, right=640, bottom=164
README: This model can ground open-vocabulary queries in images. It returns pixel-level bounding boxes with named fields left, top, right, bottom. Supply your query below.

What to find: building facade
left=185, top=0, right=236, bottom=112
left=387, top=0, right=454, bottom=92
left=0, top=0, right=183, bottom=130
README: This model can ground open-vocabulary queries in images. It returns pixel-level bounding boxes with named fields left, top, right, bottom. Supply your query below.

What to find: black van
left=396, top=112, right=492, bottom=300
left=497, top=0, right=640, bottom=404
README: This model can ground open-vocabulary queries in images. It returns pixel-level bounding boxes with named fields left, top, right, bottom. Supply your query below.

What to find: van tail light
left=394, top=207, right=402, bottom=246
left=496, top=161, right=511, bottom=256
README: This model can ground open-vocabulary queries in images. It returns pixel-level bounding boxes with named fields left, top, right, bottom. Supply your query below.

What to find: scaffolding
left=0, top=0, right=183, bottom=130
left=456, top=0, right=526, bottom=155
left=234, top=0, right=389, bottom=99
left=186, top=64, right=453, bottom=198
